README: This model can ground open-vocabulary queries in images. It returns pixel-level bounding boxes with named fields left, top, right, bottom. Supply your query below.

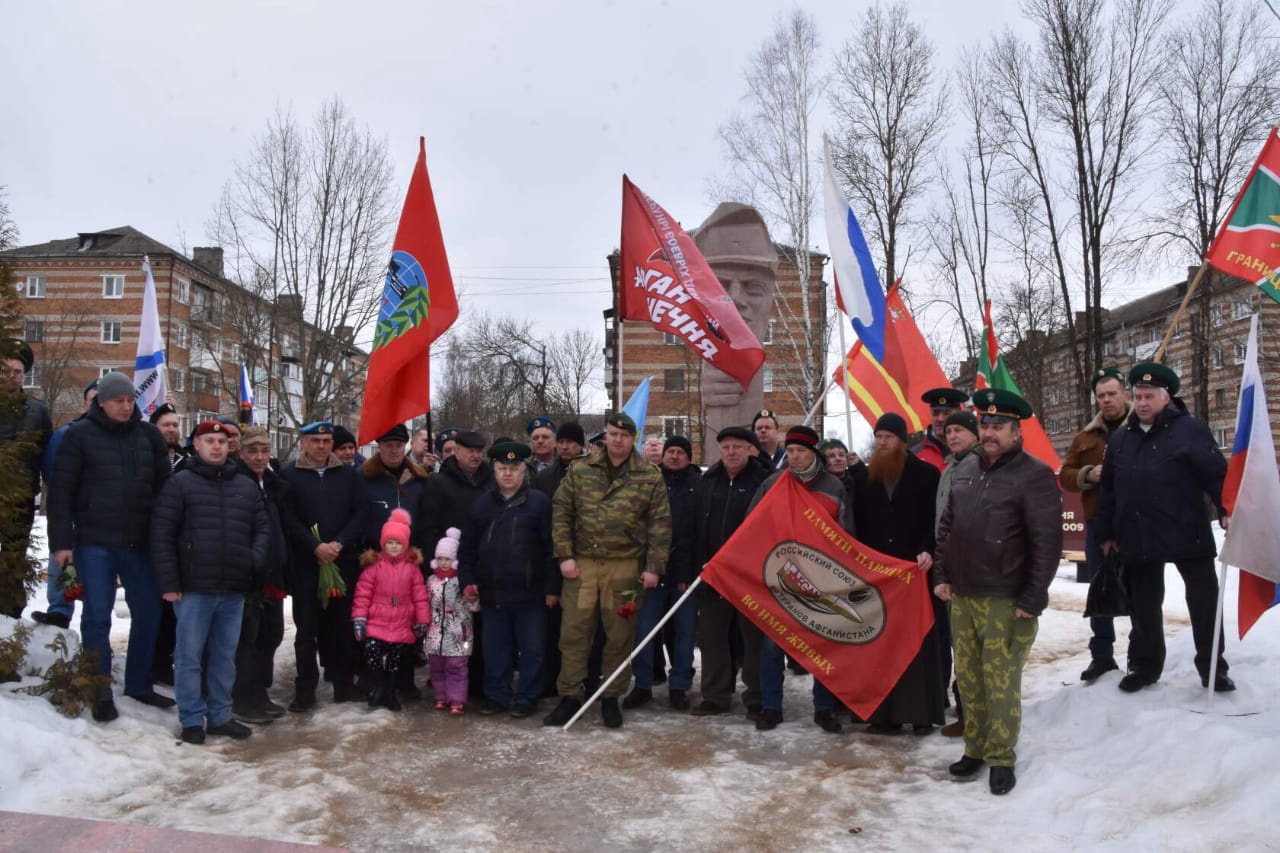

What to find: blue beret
left=300, top=421, right=334, bottom=436
left=526, top=417, right=556, bottom=435
left=435, top=428, right=460, bottom=452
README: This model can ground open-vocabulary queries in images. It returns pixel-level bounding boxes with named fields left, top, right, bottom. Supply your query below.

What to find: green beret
left=943, top=411, right=979, bottom=438
left=606, top=412, right=637, bottom=435
left=1128, top=362, right=1179, bottom=396
left=817, top=438, right=848, bottom=452
left=971, top=388, right=1032, bottom=422
left=1, top=338, right=33, bottom=371
left=921, top=387, right=967, bottom=410
left=488, top=440, right=532, bottom=464
left=751, top=409, right=779, bottom=427
left=1090, top=367, right=1125, bottom=392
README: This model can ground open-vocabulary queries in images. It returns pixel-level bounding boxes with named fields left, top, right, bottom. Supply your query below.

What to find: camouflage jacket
left=552, top=449, right=672, bottom=576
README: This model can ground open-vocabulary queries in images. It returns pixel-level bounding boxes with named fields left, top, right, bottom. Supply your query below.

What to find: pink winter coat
left=352, top=549, right=430, bottom=644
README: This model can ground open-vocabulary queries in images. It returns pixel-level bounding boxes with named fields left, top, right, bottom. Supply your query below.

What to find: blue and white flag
left=133, top=255, right=168, bottom=416
left=823, top=136, right=886, bottom=362
left=622, top=376, right=651, bottom=442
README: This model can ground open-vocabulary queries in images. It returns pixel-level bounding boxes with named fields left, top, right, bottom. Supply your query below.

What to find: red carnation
left=617, top=601, right=637, bottom=619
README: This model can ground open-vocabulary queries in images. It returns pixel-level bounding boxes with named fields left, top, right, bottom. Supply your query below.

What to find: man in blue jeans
left=624, top=435, right=700, bottom=711
left=47, top=372, right=172, bottom=722
left=152, top=420, right=269, bottom=743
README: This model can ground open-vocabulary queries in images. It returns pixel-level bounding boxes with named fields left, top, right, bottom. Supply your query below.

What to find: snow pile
left=2, top=518, right=1275, bottom=850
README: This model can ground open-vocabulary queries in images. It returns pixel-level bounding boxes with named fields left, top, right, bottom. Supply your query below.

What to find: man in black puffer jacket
left=1096, top=362, right=1232, bottom=694
left=152, top=420, right=269, bottom=744
left=48, top=372, right=171, bottom=723
left=459, top=441, right=558, bottom=718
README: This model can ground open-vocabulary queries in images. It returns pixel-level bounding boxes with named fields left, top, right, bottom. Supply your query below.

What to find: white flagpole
left=562, top=576, right=704, bottom=731
left=804, top=378, right=837, bottom=427
left=836, top=317, right=855, bottom=444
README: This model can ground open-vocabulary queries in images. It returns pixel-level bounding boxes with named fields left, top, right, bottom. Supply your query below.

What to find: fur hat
left=381, top=508, right=412, bottom=550
left=431, top=526, right=461, bottom=569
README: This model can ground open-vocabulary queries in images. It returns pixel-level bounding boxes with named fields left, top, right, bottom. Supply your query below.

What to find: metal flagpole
left=836, top=316, right=855, bottom=444
left=616, top=321, right=625, bottom=411
left=1206, top=558, right=1229, bottom=706
left=562, top=576, right=704, bottom=731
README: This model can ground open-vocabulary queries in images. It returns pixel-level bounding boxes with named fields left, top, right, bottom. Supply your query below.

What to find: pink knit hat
left=431, top=527, right=461, bottom=567
left=381, top=508, right=412, bottom=550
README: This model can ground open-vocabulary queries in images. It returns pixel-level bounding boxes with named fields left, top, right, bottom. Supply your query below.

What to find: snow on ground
left=2, top=517, right=1276, bottom=852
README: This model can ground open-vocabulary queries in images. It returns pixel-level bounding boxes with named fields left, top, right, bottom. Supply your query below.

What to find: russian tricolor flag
left=1219, top=314, right=1280, bottom=638
left=822, top=137, right=886, bottom=362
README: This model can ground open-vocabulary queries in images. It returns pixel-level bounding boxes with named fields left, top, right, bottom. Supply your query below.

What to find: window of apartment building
left=762, top=365, right=774, bottom=393
left=102, top=275, right=124, bottom=299
left=1216, top=427, right=1228, bottom=447
left=174, top=323, right=188, bottom=349
left=197, top=409, right=218, bottom=425
left=662, top=416, right=687, bottom=438
left=1129, top=331, right=1141, bottom=349
left=99, top=367, right=115, bottom=377
left=25, top=275, right=45, bottom=298
left=662, top=332, right=680, bottom=345
left=23, top=320, right=44, bottom=342
left=171, top=368, right=185, bottom=392
left=177, top=279, right=190, bottom=304
left=225, top=341, right=239, bottom=362
left=101, top=321, right=122, bottom=343
left=1048, top=387, right=1059, bottom=405
left=664, top=368, right=685, bottom=393
left=1146, top=324, right=1161, bottom=344
left=1103, top=337, right=1115, bottom=356
left=1234, top=300, right=1252, bottom=319
left=1235, top=342, right=1247, bottom=364
left=1213, top=347, right=1224, bottom=368
left=191, top=371, right=209, bottom=395
left=1215, top=388, right=1226, bottom=408
left=22, top=364, right=40, bottom=389
left=763, top=320, right=774, bottom=344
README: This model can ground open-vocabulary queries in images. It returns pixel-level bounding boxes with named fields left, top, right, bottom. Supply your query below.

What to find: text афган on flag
left=700, top=473, right=935, bottom=718
left=1219, top=314, right=1280, bottom=638
left=617, top=176, right=764, bottom=389
left=359, top=138, right=459, bottom=446
left=133, top=255, right=167, bottom=417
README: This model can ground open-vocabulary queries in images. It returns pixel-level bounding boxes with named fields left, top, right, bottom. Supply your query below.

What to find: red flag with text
left=701, top=473, right=935, bottom=718
left=359, top=138, right=459, bottom=446
left=833, top=282, right=950, bottom=434
left=618, top=176, right=764, bottom=388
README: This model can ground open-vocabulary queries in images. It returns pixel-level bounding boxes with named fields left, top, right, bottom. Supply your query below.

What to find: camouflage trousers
left=951, top=595, right=1037, bottom=767
left=557, top=558, right=643, bottom=700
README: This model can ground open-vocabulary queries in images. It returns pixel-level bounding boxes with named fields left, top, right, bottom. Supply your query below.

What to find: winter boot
left=367, top=667, right=386, bottom=709
left=383, top=671, right=402, bottom=711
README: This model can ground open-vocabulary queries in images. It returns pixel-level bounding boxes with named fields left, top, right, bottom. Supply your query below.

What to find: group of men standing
left=0, top=334, right=1240, bottom=794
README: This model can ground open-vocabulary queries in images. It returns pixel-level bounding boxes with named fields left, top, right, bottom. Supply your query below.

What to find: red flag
left=701, top=473, right=935, bottom=718
left=975, top=300, right=1061, bottom=471
left=358, top=138, right=459, bottom=446
left=618, top=176, right=764, bottom=388
left=833, top=283, right=950, bottom=433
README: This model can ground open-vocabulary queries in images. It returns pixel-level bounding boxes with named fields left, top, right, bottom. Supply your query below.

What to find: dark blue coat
left=359, top=455, right=430, bottom=551
left=458, top=483, right=559, bottom=609
left=661, top=464, right=701, bottom=588
left=151, top=457, right=270, bottom=595
left=47, top=402, right=169, bottom=550
left=278, top=455, right=368, bottom=589
left=1095, top=399, right=1227, bottom=563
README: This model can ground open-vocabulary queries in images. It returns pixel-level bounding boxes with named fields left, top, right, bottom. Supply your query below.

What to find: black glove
left=413, top=622, right=429, bottom=638
left=353, top=618, right=367, bottom=643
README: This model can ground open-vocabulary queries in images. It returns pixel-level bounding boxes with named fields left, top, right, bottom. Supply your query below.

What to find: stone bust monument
left=693, top=203, right=777, bottom=464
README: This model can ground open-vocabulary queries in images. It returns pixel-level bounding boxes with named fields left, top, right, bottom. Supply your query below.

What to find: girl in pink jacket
left=352, top=509, right=429, bottom=711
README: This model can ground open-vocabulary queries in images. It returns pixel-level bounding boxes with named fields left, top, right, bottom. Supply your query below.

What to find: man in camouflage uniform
left=934, top=388, right=1061, bottom=796
left=544, top=412, right=672, bottom=729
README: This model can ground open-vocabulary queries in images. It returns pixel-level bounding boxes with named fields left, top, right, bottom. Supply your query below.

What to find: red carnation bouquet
left=57, top=562, right=84, bottom=603
left=312, top=524, right=346, bottom=608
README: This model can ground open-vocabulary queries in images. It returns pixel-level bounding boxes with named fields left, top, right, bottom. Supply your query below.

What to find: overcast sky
left=4, top=0, right=1193, bottom=439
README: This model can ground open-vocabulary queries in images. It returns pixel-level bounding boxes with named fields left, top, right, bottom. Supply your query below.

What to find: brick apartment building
left=960, top=267, right=1280, bottom=456
left=604, top=246, right=828, bottom=462
left=3, top=226, right=368, bottom=458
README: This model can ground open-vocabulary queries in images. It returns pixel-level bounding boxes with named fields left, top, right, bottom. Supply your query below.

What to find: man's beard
left=868, top=442, right=906, bottom=486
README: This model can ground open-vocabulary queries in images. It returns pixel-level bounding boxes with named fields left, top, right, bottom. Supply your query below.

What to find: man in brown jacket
left=1059, top=367, right=1131, bottom=682
left=935, top=388, right=1062, bottom=796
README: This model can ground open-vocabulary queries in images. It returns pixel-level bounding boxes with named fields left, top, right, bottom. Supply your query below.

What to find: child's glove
left=413, top=622, right=429, bottom=638
left=353, top=618, right=367, bottom=642
left=463, top=584, right=479, bottom=602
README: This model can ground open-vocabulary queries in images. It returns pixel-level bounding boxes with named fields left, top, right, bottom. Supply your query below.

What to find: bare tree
left=1153, top=0, right=1280, bottom=418
left=829, top=1, right=948, bottom=293
left=0, top=187, right=17, bottom=252
left=716, top=9, right=830, bottom=413
left=32, top=297, right=101, bottom=422
left=208, top=99, right=395, bottom=431
left=547, top=328, right=599, bottom=419
left=930, top=49, right=1001, bottom=361
left=989, top=0, right=1171, bottom=421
